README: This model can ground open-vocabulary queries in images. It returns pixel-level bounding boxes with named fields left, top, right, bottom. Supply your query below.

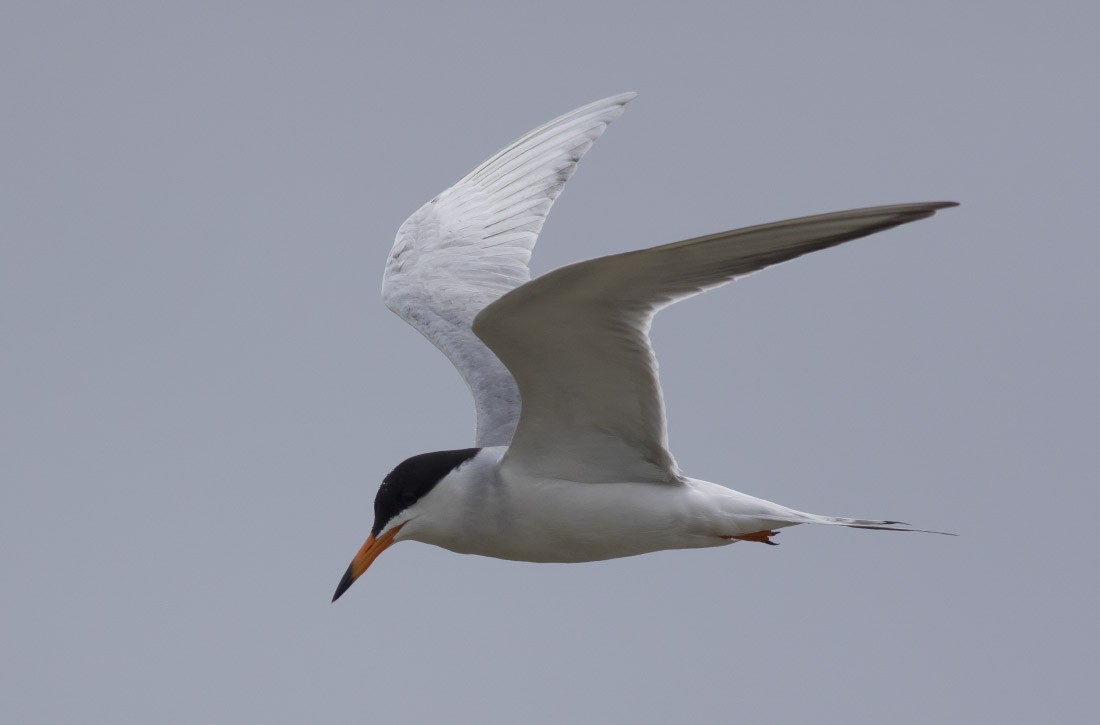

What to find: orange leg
left=721, top=530, right=780, bottom=545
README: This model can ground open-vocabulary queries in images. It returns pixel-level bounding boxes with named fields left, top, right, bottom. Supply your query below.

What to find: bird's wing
left=473, top=202, right=957, bottom=484
left=382, top=93, right=636, bottom=447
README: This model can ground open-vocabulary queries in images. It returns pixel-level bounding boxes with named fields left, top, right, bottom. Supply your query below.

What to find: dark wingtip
left=331, top=564, right=355, bottom=603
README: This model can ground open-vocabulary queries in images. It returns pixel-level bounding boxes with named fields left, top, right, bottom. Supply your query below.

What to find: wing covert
left=473, top=202, right=957, bottom=484
left=382, top=93, right=636, bottom=446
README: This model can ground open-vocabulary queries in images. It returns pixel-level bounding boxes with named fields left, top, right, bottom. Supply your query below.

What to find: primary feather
left=474, top=202, right=957, bottom=485
left=382, top=93, right=636, bottom=446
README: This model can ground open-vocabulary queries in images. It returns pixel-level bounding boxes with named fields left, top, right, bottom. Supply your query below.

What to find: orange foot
left=721, top=530, right=780, bottom=545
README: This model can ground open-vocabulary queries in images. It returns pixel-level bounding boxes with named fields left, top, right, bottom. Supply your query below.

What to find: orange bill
left=331, top=523, right=404, bottom=602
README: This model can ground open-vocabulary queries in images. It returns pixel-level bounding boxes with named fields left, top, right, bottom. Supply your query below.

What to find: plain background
left=3, top=2, right=1097, bottom=723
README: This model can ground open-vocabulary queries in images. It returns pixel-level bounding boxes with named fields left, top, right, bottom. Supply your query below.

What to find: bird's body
left=393, top=447, right=796, bottom=563
left=333, top=93, right=954, bottom=601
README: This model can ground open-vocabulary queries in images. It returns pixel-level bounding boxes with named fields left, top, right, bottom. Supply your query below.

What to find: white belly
left=405, top=449, right=803, bottom=563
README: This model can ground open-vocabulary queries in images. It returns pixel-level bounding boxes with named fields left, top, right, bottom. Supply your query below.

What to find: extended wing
left=473, top=202, right=957, bottom=483
left=382, top=93, right=636, bottom=446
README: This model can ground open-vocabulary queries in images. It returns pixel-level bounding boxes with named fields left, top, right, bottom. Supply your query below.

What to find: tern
left=333, top=92, right=955, bottom=602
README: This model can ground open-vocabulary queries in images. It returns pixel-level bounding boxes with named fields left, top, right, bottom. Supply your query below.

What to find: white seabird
left=333, top=92, right=955, bottom=601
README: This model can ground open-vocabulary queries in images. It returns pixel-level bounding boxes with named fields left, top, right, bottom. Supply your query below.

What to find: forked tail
left=795, top=513, right=955, bottom=536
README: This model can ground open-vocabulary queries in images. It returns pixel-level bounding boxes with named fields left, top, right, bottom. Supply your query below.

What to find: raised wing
left=382, top=93, right=636, bottom=446
left=473, top=202, right=958, bottom=484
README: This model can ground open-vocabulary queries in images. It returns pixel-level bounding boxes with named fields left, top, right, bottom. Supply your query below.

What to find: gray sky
left=3, top=2, right=1097, bottom=723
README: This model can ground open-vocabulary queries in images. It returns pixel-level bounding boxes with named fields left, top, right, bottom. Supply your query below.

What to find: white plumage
left=333, top=93, right=954, bottom=601
left=383, top=93, right=636, bottom=446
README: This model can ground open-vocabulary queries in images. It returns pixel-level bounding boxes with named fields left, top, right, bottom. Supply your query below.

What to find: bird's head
left=331, top=447, right=481, bottom=602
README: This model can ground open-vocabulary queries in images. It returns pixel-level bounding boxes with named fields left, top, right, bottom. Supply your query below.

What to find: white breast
left=400, top=448, right=799, bottom=563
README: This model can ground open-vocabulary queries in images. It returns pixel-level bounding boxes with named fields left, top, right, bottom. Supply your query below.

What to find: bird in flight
left=333, top=92, right=955, bottom=602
